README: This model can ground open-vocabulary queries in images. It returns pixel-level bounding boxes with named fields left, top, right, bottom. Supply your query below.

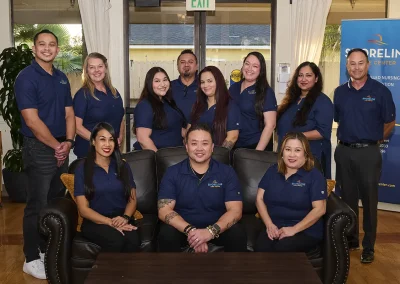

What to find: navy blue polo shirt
left=259, top=164, right=327, bottom=240
left=158, top=158, right=242, bottom=228
left=133, top=98, right=184, bottom=150
left=15, top=59, right=72, bottom=138
left=171, top=77, right=198, bottom=122
left=334, top=75, right=396, bottom=143
left=189, top=101, right=241, bottom=133
left=73, top=87, right=124, bottom=158
left=74, top=159, right=136, bottom=216
left=229, top=81, right=277, bottom=147
left=277, top=93, right=333, bottom=162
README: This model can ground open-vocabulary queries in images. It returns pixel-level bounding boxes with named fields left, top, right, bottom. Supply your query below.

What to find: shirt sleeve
left=134, top=100, right=154, bottom=129
left=380, top=87, right=396, bottom=123
left=74, top=165, right=85, bottom=197
left=125, top=162, right=136, bottom=189
left=73, top=89, right=88, bottom=119
left=263, top=87, right=278, bottom=112
left=226, top=101, right=241, bottom=131
left=224, top=167, right=242, bottom=202
left=64, top=77, right=73, bottom=107
left=14, top=72, right=38, bottom=110
left=158, top=167, right=177, bottom=201
left=309, top=169, right=328, bottom=202
left=313, top=95, right=334, bottom=140
left=333, top=89, right=340, bottom=123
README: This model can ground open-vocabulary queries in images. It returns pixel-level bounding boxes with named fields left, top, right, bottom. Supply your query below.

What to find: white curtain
left=291, top=0, right=332, bottom=68
left=78, top=0, right=111, bottom=58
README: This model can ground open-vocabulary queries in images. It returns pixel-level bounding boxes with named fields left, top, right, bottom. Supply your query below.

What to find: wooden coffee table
left=86, top=252, right=322, bottom=284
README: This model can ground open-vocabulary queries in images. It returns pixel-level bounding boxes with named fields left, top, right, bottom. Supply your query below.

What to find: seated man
left=157, top=123, right=247, bottom=253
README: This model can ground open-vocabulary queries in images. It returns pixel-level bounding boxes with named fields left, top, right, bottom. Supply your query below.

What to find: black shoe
left=348, top=241, right=360, bottom=251
left=361, top=249, right=374, bottom=264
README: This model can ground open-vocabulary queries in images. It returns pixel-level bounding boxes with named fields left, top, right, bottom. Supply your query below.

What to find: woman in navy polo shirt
left=255, top=132, right=327, bottom=252
left=74, top=122, right=139, bottom=252
left=229, top=51, right=277, bottom=151
left=277, top=62, right=333, bottom=178
left=133, top=67, right=185, bottom=151
left=189, top=66, right=240, bottom=149
left=73, top=52, right=125, bottom=158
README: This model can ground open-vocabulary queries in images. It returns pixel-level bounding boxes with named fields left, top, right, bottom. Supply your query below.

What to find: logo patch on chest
left=60, top=79, right=68, bottom=85
left=208, top=180, right=223, bottom=188
left=291, top=180, right=306, bottom=187
left=248, top=90, right=256, bottom=95
left=362, top=95, right=376, bottom=102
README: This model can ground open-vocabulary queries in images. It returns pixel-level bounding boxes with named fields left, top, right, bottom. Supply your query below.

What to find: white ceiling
left=12, top=0, right=386, bottom=25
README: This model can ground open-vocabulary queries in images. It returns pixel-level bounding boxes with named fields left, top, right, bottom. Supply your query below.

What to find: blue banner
left=340, top=19, right=400, bottom=204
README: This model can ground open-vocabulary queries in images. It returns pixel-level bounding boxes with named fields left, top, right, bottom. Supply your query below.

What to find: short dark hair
left=177, top=49, right=198, bottom=63
left=33, top=29, right=59, bottom=45
left=347, top=48, right=369, bottom=62
left=185, top=123, right=213, bottom=143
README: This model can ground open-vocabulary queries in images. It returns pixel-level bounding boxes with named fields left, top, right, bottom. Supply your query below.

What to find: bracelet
left=122, top=214, right=131, bottom=222
left=207, top=224, right=220, bottom=239
left=206, top=226, right=215, bottom=239
left=184, top=225, right=196, bottom=235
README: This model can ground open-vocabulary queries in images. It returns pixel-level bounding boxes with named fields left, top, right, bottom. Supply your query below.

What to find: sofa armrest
left=323, top=192, right=357, bottom=284
left=39, top=197, right=78, bottom=284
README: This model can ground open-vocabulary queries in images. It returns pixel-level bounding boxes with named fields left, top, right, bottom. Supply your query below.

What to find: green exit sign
left=186, top=0, right=216, bottom=11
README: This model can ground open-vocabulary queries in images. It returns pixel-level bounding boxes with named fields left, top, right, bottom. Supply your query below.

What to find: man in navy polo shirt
left=171, top=49, right=198, bottom=122
left=334, top=48, right=395, bottom=264
left=157, top=124, right=247, bottom=253
left=15, top=30, right=75, bottom=279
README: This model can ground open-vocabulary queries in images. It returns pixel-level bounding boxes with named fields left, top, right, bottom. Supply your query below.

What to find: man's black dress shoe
left=361, top=249, right=374, bottom=263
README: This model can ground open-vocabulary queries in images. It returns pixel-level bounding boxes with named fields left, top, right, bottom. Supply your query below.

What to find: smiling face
left=93, top=129, right=115, bottom=159
left=282, top=138, right=306, bottom=170
left=242, top=55, right=261, bottom=83
left=32, top=33, right=60, bottom=64
left=200, top=71, right=217, bottom=98
left=87, top=57, right=106, bottom=84
left=297, top=65, right=318, bottom=95
left=152, top=71, right=170, bottom=99
left=185, top=130, right=214, bottom=165
left=346, top=51, right=370, bottom=81
left=177, top=53, right=198, bottom=78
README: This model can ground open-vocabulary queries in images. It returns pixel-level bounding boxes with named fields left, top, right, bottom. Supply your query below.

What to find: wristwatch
left=65, top=139, right=75, bottom=148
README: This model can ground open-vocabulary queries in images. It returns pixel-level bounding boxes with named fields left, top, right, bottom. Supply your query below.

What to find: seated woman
left=74, top=122, right=139, bottom=252
left=255, top=132, right=327, bottom=252
left=73, top=52, right=125, bottom=158
left=189, top=66, right=240, bottom=149
left=277, top=62, right=333, bottom=177
left=133, top=67, right=186, bottom=151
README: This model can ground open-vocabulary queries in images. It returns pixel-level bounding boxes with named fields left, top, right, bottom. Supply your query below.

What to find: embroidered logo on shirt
left=208, top=180, right=223, bottom=188
left=291, top=180, right=306, bottom=187
left=60, top=79, right=68, bottom=85
left=248, top=90, right=256, bottom=95
left=362, top=95, right=376, bottom=102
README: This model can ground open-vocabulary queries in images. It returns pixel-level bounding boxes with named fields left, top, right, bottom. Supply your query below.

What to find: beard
left=183, top=71, right=191, bottom=77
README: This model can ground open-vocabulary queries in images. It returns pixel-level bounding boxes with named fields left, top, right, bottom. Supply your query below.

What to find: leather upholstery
left=40, top=147, right=355, bottom=284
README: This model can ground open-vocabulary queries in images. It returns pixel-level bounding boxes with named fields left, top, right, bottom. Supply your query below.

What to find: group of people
left=14, top=29, right=395, bottom=280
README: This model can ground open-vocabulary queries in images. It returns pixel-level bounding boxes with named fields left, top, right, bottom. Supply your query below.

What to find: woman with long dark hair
left=74, top=122, right=139, bottom=252
left=229, top=51, right=277, bottom=151
left=189, top=66, right=240, bottom=148
left=277, top=62, right=333, bottom=177
left=73, top=52, right=125, bottom=158
left=133, top=67, right=185, bottom=151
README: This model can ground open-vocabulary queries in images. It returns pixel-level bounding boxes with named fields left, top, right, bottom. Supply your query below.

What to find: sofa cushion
left=241, top=214, right=264, bottom=252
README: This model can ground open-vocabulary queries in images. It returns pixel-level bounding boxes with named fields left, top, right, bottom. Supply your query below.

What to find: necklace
left=190, top=164, right=209, bottom=184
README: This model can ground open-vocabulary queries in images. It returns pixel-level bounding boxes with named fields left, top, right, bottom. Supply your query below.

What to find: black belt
left=25, top=136, right=66, bottom=142
left=339, top=141, right=377, bottom=148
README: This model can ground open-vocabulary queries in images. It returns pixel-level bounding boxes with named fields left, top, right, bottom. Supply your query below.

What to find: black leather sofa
left=39, top=147, right=356, bottom=284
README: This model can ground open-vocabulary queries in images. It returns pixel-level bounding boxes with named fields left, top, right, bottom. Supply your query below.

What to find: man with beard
left=157, top=124, right=247, bottom=253
left=15, top=29, right=76, bottom=279
left=171, top=49, right=198, bottom=122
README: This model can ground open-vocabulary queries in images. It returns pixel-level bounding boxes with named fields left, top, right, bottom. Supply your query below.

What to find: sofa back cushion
left=123, top=150, right=157, bottom=214
left=155, top=146, right=230, bottom=184
left=232, top=149, right=277, bottom=214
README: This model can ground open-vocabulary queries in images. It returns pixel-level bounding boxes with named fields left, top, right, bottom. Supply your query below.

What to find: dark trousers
left=22, top=137, right=68, bottom=262
left=81, top=219, right=140, bottom=252
left=255, top=230, right=321, bottom=252
left=334, top=144, right=381, bottom=251
left=158, top=222, right=248, bottom=252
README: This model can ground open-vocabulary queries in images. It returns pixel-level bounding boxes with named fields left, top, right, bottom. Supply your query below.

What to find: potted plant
left=0, top=44, right=34, bottom=202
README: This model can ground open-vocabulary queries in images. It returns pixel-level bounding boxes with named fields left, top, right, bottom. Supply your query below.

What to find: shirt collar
left=347, top=74, right=372, bottom=91
left=180, top=158, right=218, bottom=175
left=31, top=59, right=60, bottom=77
left=178, top=74, right=198, bottom=89
left=94, top=158, right=117, bottom=169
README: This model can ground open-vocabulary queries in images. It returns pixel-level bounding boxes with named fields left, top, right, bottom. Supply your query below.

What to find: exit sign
left=186, top=0, right=216, bottom=11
